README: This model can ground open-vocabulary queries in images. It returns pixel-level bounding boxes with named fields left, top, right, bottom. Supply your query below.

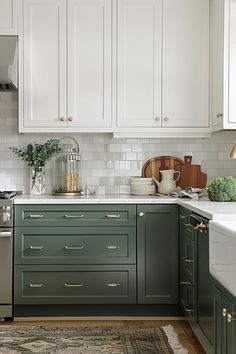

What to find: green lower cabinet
left=214, top=285, right=236, bottom=354
left=137, top=204, right=178, bottom=304
left=14, top=265, right=136, bottom=304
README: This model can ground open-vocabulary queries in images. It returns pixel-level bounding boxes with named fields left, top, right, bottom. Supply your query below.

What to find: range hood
left=0, top=36, right=17, bottom=91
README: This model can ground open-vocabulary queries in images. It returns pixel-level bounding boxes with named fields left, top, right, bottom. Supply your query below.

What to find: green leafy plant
left=206, top=176, right=236, bottom=202
left=9, top=139, right=60, bottom=172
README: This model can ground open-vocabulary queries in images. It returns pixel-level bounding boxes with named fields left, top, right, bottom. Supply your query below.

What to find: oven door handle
left=0, top=230, right=12, bottom=237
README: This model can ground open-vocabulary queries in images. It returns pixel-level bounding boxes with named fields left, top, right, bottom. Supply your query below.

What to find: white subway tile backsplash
left=1, top=92, right=236, bottom=194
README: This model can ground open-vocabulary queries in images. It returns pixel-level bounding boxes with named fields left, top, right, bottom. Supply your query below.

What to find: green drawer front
left=14, top=265, right=136, bottom=304
left=14, top=227, right=136, bottom=265
left=15, top=205, right=136, bottom=227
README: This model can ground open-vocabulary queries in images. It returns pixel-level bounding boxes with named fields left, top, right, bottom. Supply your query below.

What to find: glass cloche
left=52, top=136, right=81, bottom=196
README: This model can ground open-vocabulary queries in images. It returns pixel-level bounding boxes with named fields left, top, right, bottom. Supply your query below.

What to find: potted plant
left=10, top=139, right=59, bottom=195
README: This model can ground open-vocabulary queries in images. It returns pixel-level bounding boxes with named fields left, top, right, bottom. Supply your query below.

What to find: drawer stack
left=14, top=204, right=136, bottom=305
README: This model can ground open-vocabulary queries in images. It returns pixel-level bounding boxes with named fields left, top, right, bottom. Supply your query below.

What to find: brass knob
left=68, top=117, right=73, bottom=122
left=216, top=112, right=223, bottom=119
left=222, top=308, right=227, bottom=317
left=139, top=212, right=145, bottom=217
left=155, top=117, right=160, bottom=122
left=59, top=117, right=65, bottom=122
left=163, top=117, right=168, bottom=122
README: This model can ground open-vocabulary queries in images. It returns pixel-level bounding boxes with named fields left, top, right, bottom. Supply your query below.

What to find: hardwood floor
left=3, top=318, right=206, bottom=353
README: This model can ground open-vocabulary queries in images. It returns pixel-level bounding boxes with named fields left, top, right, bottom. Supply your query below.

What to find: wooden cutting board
left=142, top=156, right=184, bottom=181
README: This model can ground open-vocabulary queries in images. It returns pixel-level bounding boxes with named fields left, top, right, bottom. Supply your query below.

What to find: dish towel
left=157, top=187, right=204, bottom=200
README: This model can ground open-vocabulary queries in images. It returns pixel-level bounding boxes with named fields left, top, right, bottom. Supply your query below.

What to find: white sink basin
left=209, top=220, right=236, bottom=297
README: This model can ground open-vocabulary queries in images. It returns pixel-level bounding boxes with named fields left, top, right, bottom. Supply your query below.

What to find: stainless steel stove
left=0, top=191, right=15, bottom=321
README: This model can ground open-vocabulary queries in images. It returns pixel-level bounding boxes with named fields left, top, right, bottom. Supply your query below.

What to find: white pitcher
left=155, top=169, right=180, bottom=194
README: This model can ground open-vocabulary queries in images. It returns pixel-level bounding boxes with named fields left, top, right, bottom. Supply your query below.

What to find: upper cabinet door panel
left=162, top=0, right=209, bottom=127
left=23, top=0, right=67, bottom=128
left=116, top=0, right=162, bottom=127
left=228, top=0, right=236, bottom=124
left=68, top=0, right=112, bottom=127
left=0, top=0, right=18, bottom=34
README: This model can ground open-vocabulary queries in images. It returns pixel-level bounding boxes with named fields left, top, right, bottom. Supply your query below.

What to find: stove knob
left=3, top=212, right=11, bottom=223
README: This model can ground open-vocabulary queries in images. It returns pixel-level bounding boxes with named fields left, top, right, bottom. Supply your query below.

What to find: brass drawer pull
left=105, top=214, right=121, bottom=218
left=180, top=281, right=191, bottom=285
left=29, top=214, right=44, bottom=218
left=64, top=214, right=84, bottom=218
left=222, top=308, right=227, bottom=317
left=29, top=283, right=43, bottom=288
left=105, top=245, right=120, bottom=250
left=183, top=305, right=193, bottom=313
left=64, top=283, right=84, bottom=287
left=105, top=282, right=120, bottom=288
left=184, top=258, right=194, bottom=263
left=64, top=245, right=84, bottom=250
left=227, top=314, right=236, bottom=323
left=29, top=246, right=44, bottom=250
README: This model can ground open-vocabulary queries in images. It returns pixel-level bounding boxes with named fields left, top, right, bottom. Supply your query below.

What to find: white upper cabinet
left=211, top=0, right=236, bottom=130
left=162, top=0, right=209, bottom=128
left=0, top=0, right=18, bottom=34
left=19, top=0, right=112, bottom=132
left=21, top=0, right=67, bottom=129
left=116, top=0, right=162, bottom=128
left=68, top=0, right=112, bottom=128
left=115, top=0, right=210, bottom=137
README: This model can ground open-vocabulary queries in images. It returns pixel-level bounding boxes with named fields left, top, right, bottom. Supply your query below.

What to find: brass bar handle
left=184, top=258, right=194, bottom=263
left=180, top=281, right=191, bottom=285
left=64, top=245, right=84, bottom=250
left=194, top=222, right=208, bottom=231
left=183, top=305, right=193, bottom=313
left=64, top=214, right=84, bottom=218
left=227, top=314, right=236, bottom=323
left=222, top=308, right=227, bottom=317
left=64, top=283, right=84, bottom=287
left=105, top=282, right=120, bottom=288
left=105, top=214, right=121, bottom=218
left=29, top=246, right=44, bottom=250
left=29, top=283, right=43, bottom=288
left=29, top=214, right=44, bottom=218
left=105, top=245, right=120, bottom=250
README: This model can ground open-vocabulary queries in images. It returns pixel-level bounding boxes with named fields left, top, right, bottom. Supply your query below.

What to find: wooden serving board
left=142, top=156, right=184, bottom=181
left=175, top=164, right=207, bottom=189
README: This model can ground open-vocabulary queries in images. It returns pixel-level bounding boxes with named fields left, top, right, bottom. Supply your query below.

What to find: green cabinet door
left=137, top=204, right=178, bottom=304
left=214, top=285, right=236, bottom=354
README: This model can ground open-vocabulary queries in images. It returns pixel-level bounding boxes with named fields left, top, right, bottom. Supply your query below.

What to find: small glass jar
left=52, top=137, right=81, bottom=196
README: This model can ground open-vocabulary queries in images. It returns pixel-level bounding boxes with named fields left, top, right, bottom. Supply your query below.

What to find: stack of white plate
left=130, top=177, right=156, bottom=195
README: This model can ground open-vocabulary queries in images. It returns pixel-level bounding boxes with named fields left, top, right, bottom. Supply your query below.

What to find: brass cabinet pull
left=183, top=305, right=193, bottom=313
left=216, top=112, right=223, bottom=119
left=155, top=117, right=160, bottom=122
left=29, top=283, right=43, bottom=288
left=194, top=222, right=208, bottom=232
left=163, top=117, right=169, bottom=122
left=105, top=282, right=120, bottom=288
left=227, top=314, right=236, bottom=323
left=68, top=117, right=73, bottom=122
left=139, top=212, right=145, bottom=217
left=64, top=283, right=84, bottom=287
left=64, top=214, right=84, bottom=218
left=29, top=214, right=44, bottom=218
left=29, top=246, right=44, bottom=250
left=180, top=281, right=191, bottom=285
left=59, top=117, right=65, bottom=122
left=184, top=258, right=194, bottom=263
left=105, top=214, right=121, bottom=218
left=222, top=308, right=227, bottom=317
left=64, top=245, right=84, bottom=250
left=180, top=214, right=187, bottom=220
left=105, top=245, right=120, bottom=250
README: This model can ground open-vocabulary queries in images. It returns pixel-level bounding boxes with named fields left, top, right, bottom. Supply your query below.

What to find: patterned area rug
left=0, top=325, right=188, bottom=354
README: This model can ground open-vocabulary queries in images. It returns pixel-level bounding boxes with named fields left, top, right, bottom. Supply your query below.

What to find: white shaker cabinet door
left=0, top=0, right=18, bottom=34
left=211, top=0, right=224, bottom=129
left=162, top=0, right=209, bottom=128
left=116, top=0, right=162, bottom=128
left=21, top=0, right=67, bottom=129
left=68, top=0, right=112, bottom=128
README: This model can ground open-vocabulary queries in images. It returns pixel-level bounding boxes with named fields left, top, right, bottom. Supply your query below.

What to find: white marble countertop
left=13, top=194, right=236, bottom=220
